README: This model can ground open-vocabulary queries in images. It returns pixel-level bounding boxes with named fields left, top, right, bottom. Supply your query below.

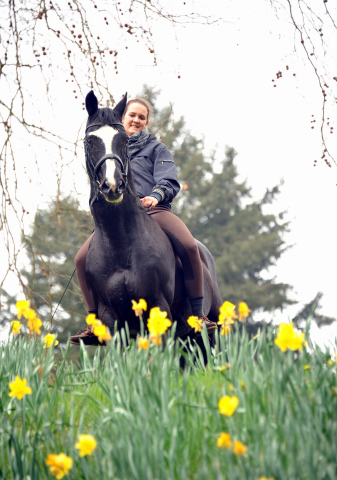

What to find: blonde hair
left=124, top=98, right=153, bottom=125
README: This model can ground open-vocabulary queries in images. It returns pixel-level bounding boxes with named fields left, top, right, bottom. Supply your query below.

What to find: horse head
left=84, top=90, right=129, bottom=204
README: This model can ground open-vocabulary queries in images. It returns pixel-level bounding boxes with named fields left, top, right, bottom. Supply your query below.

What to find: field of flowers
left=1, top=300, right=337, bottom=479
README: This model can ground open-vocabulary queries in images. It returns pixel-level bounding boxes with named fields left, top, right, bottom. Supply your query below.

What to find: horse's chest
left=87, top=245, right=164, bottom=296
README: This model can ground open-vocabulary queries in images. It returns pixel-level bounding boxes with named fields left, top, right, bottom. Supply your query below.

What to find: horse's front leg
left=97, top=303, right=119, bottom=333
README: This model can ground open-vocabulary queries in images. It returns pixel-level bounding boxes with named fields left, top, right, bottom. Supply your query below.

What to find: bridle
left=84, top=121, right=146, bottom=211
left=84, top=122, right=129, bottom=206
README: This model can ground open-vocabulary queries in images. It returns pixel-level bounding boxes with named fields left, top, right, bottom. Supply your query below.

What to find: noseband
left=84, top=122, right=129, bottom=206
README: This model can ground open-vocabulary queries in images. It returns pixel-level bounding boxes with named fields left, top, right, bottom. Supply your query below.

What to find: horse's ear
left=113, top=93, right=128, bottom=119
left=86, top=90, right=98, bottom=117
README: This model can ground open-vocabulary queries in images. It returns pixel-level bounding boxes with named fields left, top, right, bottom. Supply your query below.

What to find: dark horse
left=84, top=90, right=222, bottom=338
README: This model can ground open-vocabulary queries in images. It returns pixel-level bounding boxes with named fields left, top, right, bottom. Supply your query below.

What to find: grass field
left=1, top=319, right=337, bottom=480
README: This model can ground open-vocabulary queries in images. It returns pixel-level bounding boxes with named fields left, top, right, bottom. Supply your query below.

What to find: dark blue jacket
left=130, top=135, right=180, bottom=207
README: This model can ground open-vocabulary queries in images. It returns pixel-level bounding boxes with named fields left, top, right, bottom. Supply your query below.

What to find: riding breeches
left=74, top=207, right=204, bottom=312
left=146, top=206, right=203, bottom=298
left=74, top=232, right=96, bottom=312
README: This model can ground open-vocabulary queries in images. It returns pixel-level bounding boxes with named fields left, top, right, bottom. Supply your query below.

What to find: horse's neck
left=92, top=193, right=148, bottom=246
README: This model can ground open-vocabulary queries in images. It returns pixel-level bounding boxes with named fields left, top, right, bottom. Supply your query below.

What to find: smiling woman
left=123, top=100, right=150, bottom=136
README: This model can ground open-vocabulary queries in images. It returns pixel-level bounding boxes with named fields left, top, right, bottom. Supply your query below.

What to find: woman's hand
left=140, top=196, right=159, bottom=209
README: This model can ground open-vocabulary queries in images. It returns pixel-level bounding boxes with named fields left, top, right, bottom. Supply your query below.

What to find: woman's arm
left=151, top=143, right=180, bottom=203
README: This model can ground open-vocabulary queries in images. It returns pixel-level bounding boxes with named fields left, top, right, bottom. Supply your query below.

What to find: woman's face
left=123, top=102, right=149, bottom=137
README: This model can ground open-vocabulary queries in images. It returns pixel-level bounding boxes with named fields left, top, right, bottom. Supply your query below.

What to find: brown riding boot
left=198, top=314, right=218, bottom=334
left=70, top=327, right=105, bottom=346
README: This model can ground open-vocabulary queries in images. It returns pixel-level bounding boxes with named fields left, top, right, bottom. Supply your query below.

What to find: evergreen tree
left=140, top=86, right=294, bottom=313
left=178, top=149, right=293, bottom=312
left=292, top=292, right=335, bottom=329
left=19, top=196, right=93, bottom=342
left=0, top=289, right=17, bottom=329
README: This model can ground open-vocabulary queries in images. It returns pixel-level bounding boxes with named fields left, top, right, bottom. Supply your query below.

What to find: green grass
left=1, top=323, right=337, bottom=479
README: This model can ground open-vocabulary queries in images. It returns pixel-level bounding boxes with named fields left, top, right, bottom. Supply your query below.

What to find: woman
left=71, top=98, right=217, bottom=343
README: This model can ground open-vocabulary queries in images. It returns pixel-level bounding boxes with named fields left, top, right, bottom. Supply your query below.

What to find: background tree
left=144, top=86, right=294, bottom=313
left=17, top=196, right=92, bottom=343
left=292, top=292, right=336, bottom=330
left=178, top=153, right=293, bottom=312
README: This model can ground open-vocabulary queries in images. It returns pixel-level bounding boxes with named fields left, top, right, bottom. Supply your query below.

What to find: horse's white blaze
left=105, top=159, right=117, bottom=191
left=89, top=125, right=118, bottom=191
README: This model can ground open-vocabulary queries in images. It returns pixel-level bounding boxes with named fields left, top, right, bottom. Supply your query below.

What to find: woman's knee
left=75, top=235, right=92, bottom=269
left=75, top=246, right=87, bottom=270
left=184, top=239, right=200, bottom=260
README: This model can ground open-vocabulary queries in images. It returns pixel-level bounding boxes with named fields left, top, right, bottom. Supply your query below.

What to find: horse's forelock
left=87, top=107, right=121, bottom=130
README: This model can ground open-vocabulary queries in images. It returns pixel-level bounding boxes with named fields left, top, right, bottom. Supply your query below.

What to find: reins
left=50, top=268, right=76, bottom=329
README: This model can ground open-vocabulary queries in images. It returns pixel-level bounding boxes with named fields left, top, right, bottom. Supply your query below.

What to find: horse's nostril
left=101, top=180, right=112, bottom=193
left=117, top=180, right=125, bottom=193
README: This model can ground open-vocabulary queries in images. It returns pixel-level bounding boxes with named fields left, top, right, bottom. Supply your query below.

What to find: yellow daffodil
left=258, top=477, right=275, bottom=480
left=93, top=324, right=112, bottom=343
left=75, top=434, right=97, bottom=457
left=217, top=432, right=232, bottom=449
left=27, top=316, right=42, bottom=334
left=218, top=395, right=239, bottom=417
left=220, top=323, right=231, bottom=335
left=150, top=334, right=162, bottom=346
left=43, top=333, right=59, bottom=349
left=303, top=365, right=311, bottom=370
left=232, top=440, right=247, bottom=456
left=45, top=453, right=73, bottom=479
left=147, top=307, right=172, bottom=337
left=274, top=323, right=305, bottom=352
left=26, top=308, right=37, bottom=320
left=10, top=320, right=22, bottom=335
left=288, top=332, right=306, bottom=351
left=138, top=337, right=150, bottom=350
left=15, top=300, right=30, bottom=319
left=86, top=314, right=102, bottom=331
left=8, top=376, right=32, bottom=400
left=218, top=301, right=237, bottom=325
left=132, top=298, right=147, bottom=317
left=86, top=313, right=97, bottom=325
left=187, top=315, right=202, bottom=333
left=327, top=359, right=334, bottom=366
left=238, top=302, right=251, bottom=322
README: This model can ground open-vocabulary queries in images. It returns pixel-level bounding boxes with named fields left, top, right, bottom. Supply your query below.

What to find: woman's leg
left=148, top=209, right=208, bottom=319
left=74, top=233, right=97, bottom=313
